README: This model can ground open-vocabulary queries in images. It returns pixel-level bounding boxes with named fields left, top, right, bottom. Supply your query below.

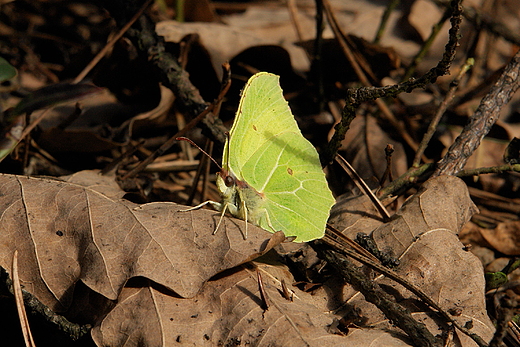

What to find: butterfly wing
left=224, top=72, right=335, bottom=242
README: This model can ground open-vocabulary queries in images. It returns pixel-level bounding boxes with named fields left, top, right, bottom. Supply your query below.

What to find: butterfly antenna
left=224, top=131, right=231, bottom=169
left=177, top=137, right=221, bottom=170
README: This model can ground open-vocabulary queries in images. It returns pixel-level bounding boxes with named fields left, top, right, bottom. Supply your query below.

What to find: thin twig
left=313, top=241, right=444, bottom=347
left=456, top=163, right=520, bottom=177
left=0, top=266, right=91, bottom=340
left=315, top=236, right=489, bottom=347
left=322, top=0, right=419, bottom=153
left=413, top=58, right=474, bottom=167
left=323, top=0, right=463, bottom=164
left=73, top=0, right=153, bottom=84
left=402, top=4, right=452, bottom=81
left=12, top=251, right=36, bottom=347
left=287, top=0, right=304, bottom=42
left=433, top=0, right=520, bottom=47
left=123, top=65, right=231, bottom=179
left=379, top=163, right=435, bottom=198
left=434, top=49, right=520, bottom=176
left=335, top=154, right=391, bottom=221
left=373, top=0, right=400, bottom=44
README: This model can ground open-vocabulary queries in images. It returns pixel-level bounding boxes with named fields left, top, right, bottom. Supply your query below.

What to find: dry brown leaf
left=335, top=114, right=408, bottom=192
left=156, top=21, right=309, bottom=77
left=479, top=220, right=520, bottom=255
left=92, top=260, right=418, bottom=347
left=327, top=176, right=494, bottom=346
left=0, top=172, right=281, bottom=312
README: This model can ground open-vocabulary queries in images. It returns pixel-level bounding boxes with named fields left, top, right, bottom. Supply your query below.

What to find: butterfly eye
left=224, top=175, right=235, bottom=187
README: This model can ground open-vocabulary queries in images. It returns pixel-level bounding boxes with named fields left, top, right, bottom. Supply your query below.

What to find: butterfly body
left=216, top=169, right=271, bottom=230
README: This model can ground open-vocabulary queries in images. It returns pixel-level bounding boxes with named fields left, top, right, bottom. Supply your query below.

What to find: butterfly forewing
left=225, top=72, right=298, bottom=179
left=223, top=72, right=335, bottom=242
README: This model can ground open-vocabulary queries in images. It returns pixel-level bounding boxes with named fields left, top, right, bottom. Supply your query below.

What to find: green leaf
left=219, top=72, right=335, bottom=242
left=0, top=57, right=17, bottom=82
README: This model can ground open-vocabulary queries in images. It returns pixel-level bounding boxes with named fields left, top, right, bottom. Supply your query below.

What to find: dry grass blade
left=12, top=250, right=36, bottom=347
left=335, top=154, right=391, bottom=221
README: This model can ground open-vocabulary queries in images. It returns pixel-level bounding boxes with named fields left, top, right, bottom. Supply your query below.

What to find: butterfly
left=185, top=72, right=335, bottom=242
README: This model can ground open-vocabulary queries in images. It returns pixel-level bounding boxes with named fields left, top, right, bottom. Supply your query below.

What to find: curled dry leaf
left=0, top=172, right=282, bottom=312
left=328, top=175, right=495, bottom=346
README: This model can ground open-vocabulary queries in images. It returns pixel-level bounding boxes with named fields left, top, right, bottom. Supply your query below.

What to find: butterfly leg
left=179, top=201, right=230, bottom=235
left=179, top=200, right=221, bottom=212
left=263, top=209, right=277, bottom=233
left=213, top=202, right=229, bottom=235
left=241, top=200, right=248, bottom=240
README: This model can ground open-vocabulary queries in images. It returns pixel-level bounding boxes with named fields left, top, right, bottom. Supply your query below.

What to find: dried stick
left=335, top=154, right=391, bottom=221
left=97, top=0, right=228, bottom=144
left=12, top=251, right=36, bottom=347
left=434, top=49, right=520, bottom=176
left=323, top=0, right=463, bottom=164
left=73, top=0, right=153, bottom=84
left=433, top=0, right=520, bottom=47
left=402, top=4, right=451, bottom=81
left=0, top=266, right=91, bottom=341
left=123, top=65, right=231, bottom=179
left=323, top=0, right=418, bottom=153
left=313, top=242, right=444, bottom=347
left=314, top=237, right=489, bottom=347
left=373, top=0, right=400, bottom=44
left=413, top=58, right=474, bottom=167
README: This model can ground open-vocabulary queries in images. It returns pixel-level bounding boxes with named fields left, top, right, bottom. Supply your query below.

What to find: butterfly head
left=216, top=168, right=237, bottom=202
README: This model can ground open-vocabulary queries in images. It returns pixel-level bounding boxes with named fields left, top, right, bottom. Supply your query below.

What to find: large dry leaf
left=328, top=176, right=494, bottom=346
left=0, top=172, right=495, bottom=346
left=91, top=259, right=417, bottom=347
left=0, top=172, right=281, bottom=312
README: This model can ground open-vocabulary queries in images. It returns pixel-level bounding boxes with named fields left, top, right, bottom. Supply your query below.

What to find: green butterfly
left=187, top=72, right=335, bottom=242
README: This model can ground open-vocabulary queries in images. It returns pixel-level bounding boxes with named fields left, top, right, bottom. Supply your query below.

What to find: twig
left=287, top=0, right=304, bottom=42
left=315, top=236, right=489, bottom=347
left=313, top=241, right=444, bottom=347
left=335, top=154, right=391, bottom=221
left=402, top=4, right=452, bottom=81
left=12, top=251, right=36, bottom=347
left=373, top=0, right=400, bottom=44
left=73, top=0, right=153, bottom=84
left=433, top=0, right=520, bottom=47
left=122, top=65, right=231, bottom=179
left=380, top=144, right=395, bottom=185
left=186, top=139, right=213, bottom=205
left=413, top=58, right=474, bottom=167
left=434, top=49, right=520, bottom=176
left=122, top=105, right=211, bottom=179
left=323, top=0, right=418, bottom=153
left=456, top=164, right=520, bottom=177
left=313, top=0, right=325, bottom=112
left=323, top=0, right=463, bottom=164
left=489, top=294, right=516, bottom=347
left=378, top=163, right=434, bottom=199
left=0, top=266, right=91, bottom=341
left=96, top=0, right=228, bottom=144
